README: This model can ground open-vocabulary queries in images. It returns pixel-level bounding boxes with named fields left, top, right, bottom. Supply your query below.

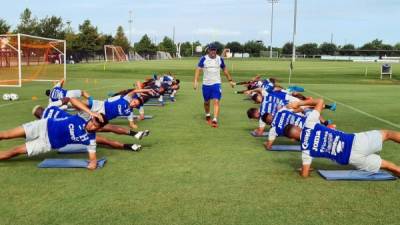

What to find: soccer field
left=1, top=59, right=400, bottom=225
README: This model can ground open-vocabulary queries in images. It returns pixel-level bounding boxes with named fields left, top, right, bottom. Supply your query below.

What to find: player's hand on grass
left=229, top=81, right=236, bottom=88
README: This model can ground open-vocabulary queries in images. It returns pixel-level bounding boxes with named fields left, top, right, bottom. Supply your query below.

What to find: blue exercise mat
left=57, top=145, right=88, bottom=154
left=250, top=131, right=268, bottom=137
left=118, top=115, right=153, bottom=120
left=318, top=170, right=396, bottom=181
left=270, top=145, right=301, bottom=151
left=144, top=102, right=164, bottom=107
left=287, top=85, right=305, bottom=92
left=38, top=158, right=107, bottom=169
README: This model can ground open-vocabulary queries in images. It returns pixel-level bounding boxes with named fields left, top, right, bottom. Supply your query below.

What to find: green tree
left=297, top=43, right=319, bottom=56
left=281, top=42, right=293, bottom=55
left=0, top=19, right=11, bottom=34
left=135, top=34, right=156, bottom=56
left=112, top=26, right=130, bottom=52
left=179, top=42, right=193, bottom=57
left=243, top=40, right=266, bottom=57
left=225, top=41, right=243, bottom=53
left=158, top=36, right=176, bottom=55
left=15, top=8, right=38, bottom=35
left=319, top=42, right=337, bottom=55
left=76, top=20, right=100, bottom=55
left=36, top=16, right=65, bottom=39
left=339, top=44, right=356, bottom=55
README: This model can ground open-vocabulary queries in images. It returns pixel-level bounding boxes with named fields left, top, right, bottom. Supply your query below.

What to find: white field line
left=0, top=84, right=120, bottom=109
left=306, top=89, right=400, bottom=129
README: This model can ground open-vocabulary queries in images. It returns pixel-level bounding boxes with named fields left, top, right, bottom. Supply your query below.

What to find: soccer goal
left=0, top=33, right=66, bottom=87
left=104, top=45, right=128, bottom=62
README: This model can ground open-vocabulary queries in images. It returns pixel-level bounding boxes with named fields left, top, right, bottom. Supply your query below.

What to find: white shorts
left=349, top=130, right=383, bottom=173
left=66, top=90, right=82, bottom=98
left=22, top=119, right=52, bottom=157
left=79, top=100, right=105, bottom=121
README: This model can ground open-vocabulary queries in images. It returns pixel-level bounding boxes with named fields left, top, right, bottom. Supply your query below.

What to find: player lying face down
left=282, top=98, right=400, bottom=178
left=0, top=111, right=108, bottom=170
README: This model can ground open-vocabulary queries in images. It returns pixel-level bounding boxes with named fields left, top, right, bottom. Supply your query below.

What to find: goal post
left=104, top=45, right=128, bottom=62
left=0, top=33, right=66, bottom=87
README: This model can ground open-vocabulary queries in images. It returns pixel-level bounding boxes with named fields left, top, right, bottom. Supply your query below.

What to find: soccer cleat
left=327, top=124, right=337, bottom=129
left=211, top=120, right=218, bottom=128
left=170, top=96, right=176, bottom=102
left=329, top=103, right=337, bottom=112
left=130, top=144, right=142, bottom=151
left=134, top=130, right=150, bottom=140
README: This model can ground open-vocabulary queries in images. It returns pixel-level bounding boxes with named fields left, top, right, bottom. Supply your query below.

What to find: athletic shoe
left=134, top=130, right=149, bottom=140
left=130, top=144, right=142, bottom=151
left=327, top=124, right=337, bottom=129
left=206, top=116, right=211, bottom=125
left=329, top=103, right=337, bottom=112
left=170, top=96, right=176, bottom=102
left=143, top=130, right=150, bottom=137
left=211, top=120, right=218, bottom=128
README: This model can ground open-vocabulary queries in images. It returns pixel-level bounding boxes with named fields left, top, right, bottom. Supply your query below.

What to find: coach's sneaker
left=205, top=115, right=212, bottom=125
left=130, top=144, right=142, bottom=151
left=211, top=120, right=218, bottom=128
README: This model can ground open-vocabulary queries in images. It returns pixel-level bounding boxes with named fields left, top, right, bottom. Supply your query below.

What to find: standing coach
left=193, top=43, right=235, bottom=128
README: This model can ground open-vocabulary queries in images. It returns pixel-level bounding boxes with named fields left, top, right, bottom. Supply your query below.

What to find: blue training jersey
left=47, top=115, right=96, bottom=149
left=261, top=79, right=274, bottom=93
left=271, top=109, right=305, bottom=136
left=104, top=95, right=132, bottom=120
left=260, top=99, right=278, bottom=117
left=49, top=87, right=67, bottom=102
left=42, top=106, right=71, bottom=119
left=301, top=123, right=355, bottom=165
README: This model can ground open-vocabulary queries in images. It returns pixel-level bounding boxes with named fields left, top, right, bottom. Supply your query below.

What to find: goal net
left=104, top=45, right=128, bottom=62
left=0, top=33, right=66, bottom=87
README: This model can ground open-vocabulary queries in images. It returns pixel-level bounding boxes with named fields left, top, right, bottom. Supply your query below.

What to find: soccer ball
left=10, top=93, right=19, bottom=101
left=2, top=93, right=11, bottom=101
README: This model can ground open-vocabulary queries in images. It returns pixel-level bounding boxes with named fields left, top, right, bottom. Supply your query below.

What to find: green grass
left=0, top=59, right=400, bottom=225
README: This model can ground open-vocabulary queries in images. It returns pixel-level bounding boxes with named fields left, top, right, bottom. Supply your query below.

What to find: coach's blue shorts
left=202, top=84, right=222, bottom=101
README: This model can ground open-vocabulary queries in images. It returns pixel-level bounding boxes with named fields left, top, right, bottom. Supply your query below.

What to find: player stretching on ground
left=0, top=110, right=107, bottom=170
left=45, top=79, right=91, bottom=107
left=193, top=43, right=235, bottom=128
left=283, top=98, right=400, bottom=177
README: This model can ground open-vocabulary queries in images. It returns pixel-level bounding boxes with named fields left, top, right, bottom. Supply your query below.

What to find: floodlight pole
left=291, top=0, right=297, bottom=63
left=129, top=10, right=133, bottom=48
left=268, top=0, right=279, bottom=58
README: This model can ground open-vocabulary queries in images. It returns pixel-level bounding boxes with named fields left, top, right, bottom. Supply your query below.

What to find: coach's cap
left=208, top=43, right=218, bottom=50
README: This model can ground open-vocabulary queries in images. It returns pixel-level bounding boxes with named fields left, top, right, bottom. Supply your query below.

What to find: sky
left=2, top=0, right=400, bottom=47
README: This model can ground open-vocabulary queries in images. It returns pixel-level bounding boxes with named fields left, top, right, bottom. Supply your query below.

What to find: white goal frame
left=104, top=45, right=128, bottom=62
left=0, top=33, right=66, bottom=87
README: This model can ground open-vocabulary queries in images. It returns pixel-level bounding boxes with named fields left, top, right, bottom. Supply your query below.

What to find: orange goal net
left=0, top=33, right=66, bottom=87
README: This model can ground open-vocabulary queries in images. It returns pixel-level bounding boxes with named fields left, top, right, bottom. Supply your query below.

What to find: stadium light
left=268, top=0, right=279, bottom=58
left=129, top=10, right=133, bottom=48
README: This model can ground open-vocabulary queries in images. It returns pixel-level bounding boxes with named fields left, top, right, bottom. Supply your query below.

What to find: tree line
left=1, top=8, right=400, bottom=59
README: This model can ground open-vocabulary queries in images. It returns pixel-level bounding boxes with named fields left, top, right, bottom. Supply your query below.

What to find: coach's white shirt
left=198, top=55, right=226, bottom=86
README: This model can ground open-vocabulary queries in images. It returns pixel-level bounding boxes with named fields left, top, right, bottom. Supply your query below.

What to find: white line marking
left=0, top=84, right=121, bottom=109
left=306, top=89, right=400, bottom=129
